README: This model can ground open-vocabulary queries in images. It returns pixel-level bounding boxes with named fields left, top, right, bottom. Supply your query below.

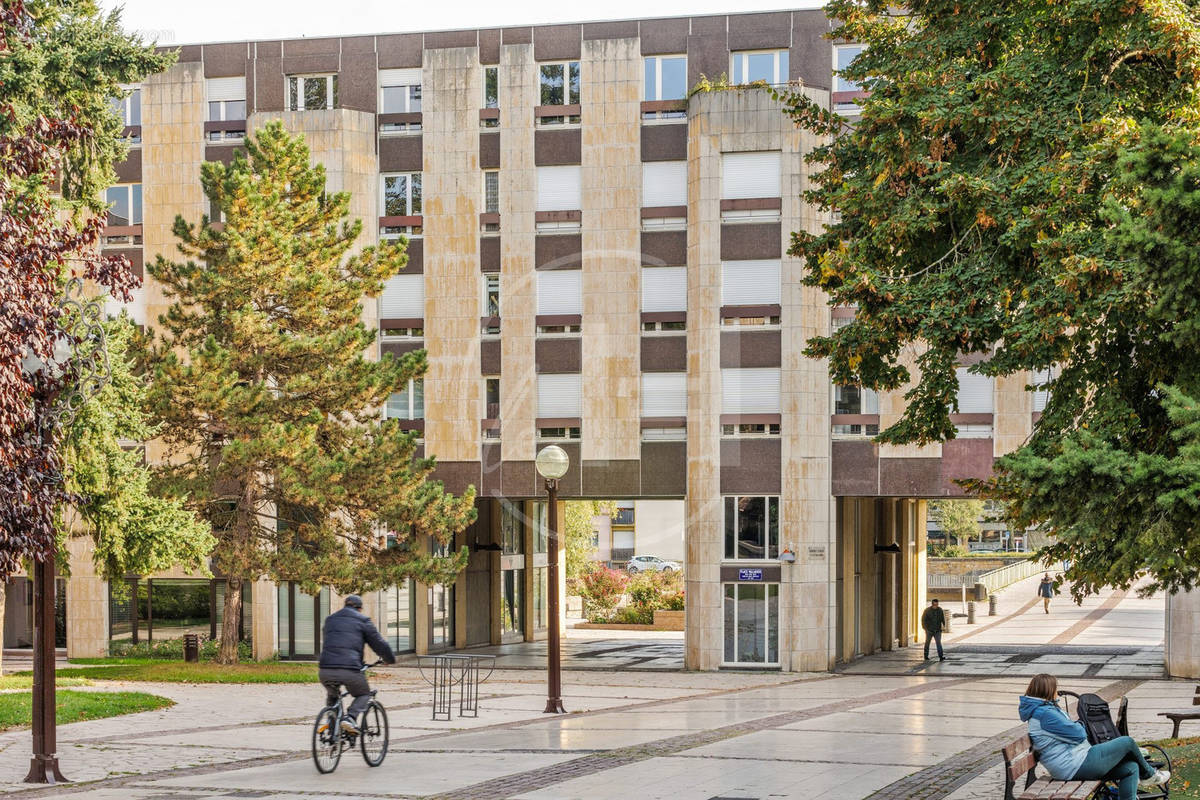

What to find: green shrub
left=626, top=569, right=686, bottom=615
left=580, top=565, right=629, bottom=623
left=615, top=606, right=653, bottom=625
left=109, top=636, right=252, bottom=662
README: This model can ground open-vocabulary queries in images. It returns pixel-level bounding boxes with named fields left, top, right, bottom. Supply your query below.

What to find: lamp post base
left=24, top=755, right=67, bottom=784
left=543, top=698, right=566, bottom=714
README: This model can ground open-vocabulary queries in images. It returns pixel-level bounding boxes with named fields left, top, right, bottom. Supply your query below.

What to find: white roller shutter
left=956, top=367, right=995, bottom=413
left=537, top=374, right=582, bottom=417
left=379, top=68, right=422, bottom=87
left=206, top=76, right=245, bottom=102
left=721, top=260, right=780, bottom=305
left=381, top=274, right=424, bottom=318
left=104, top=285, right=146, bottom=327
left=641, top=266, right=687, bottom=312
left=722, top=151, right=781, bottom=199
left=1031, top=368, right=1054, bottom=412
left=722, top=368, right=781, bottom=414
left=536, top=165, right=581, bottom=211
left=537, top=270, right=582, bottom=315
left=641, top=372, right=687, bottom=417
left=642, top=161, right=687, bottom=207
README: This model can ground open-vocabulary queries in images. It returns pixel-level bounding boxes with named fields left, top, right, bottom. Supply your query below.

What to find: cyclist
left=318, top=594, right=395, bottom=734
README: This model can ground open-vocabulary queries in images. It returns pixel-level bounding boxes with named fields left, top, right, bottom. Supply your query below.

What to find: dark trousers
left=319, top=667, right=372, bottom=721
left=923, top=629, right=943, bottom=659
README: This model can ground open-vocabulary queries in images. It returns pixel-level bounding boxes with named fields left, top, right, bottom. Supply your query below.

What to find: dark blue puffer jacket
left=318, top=606, right=396, bottom=670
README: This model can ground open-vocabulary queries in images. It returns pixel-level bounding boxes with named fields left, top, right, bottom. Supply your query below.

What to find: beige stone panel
left=580, top=38, right=641, bottom=461
left=995, top=371, right=1033, bottom=457
left=421, top=48, right=482, bottom=463
left=65, top=537, right=107, bottom=658
left=878, top=343, right=943, bottom=459
left=1167, top=590, right=1200, bottom=678
left=500, top=44, right=538, bottom=460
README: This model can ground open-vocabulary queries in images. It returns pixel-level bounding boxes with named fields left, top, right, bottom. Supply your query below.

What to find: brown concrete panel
left=535, top=234, right=582, bottom=269
left=720, top=329, right=781, bottom=368
left=283, top=38, right=340, bottom=57
left=175, top=45, right=202, bottom=62
left=791, top=10, right=833, bottom=90
left=720, top=438, right=782, bottom=494
left=720, top=565, right=782, bottom=582
left=381, top=340, right=424, bottom=359
left=640, top=17, right=690, bottom=55
left=642, top=442, right=686, bottom=496
left=690, top=15, right=728, bottom=34
left=879, top=457, right=942, bottom=497
left=534, top=24, right=582, bottom=61
left=728, top=11, right=793, bottom=50
left=480, top=338, right=501, bottom=374
left=720, top=222, right=782, bottom=260
left=480, top=442, right=502, bottom=496
left=433, top=461, right=482, bottom=495
left=583, top=21, right=639, bottom=40
left=641, top=230, right=687, bottom=266
left=253, top=58, right=284, bottom=112
left=425, top=29, right=478, bottom=49
left=281, top=54, right=340, bottom=76
left=378, top=33, right=423, bottom=68
left=106, top=247, right=142, bottom=280
left=204, top=144, right=242, bottom=166
left=479, top=29, right=502, bottom=64
left=340, top=53, right=378, bottom=112
left=640, top=335, right=687, bottom=371
left=115, top=149, right=141, bottom=183
left=202, top=42, right=249, bottom=77
left=380, top=135, right=424, bottom=172
left=400, top=238, right=423, bottom=273
left=831, top=439, right=880, bottom=496
left=342, top=36, right=376, bottom=54
left=532, top=441, right=581, bottom=498
left=534, top=128, right=581, bottom=166
left=255, top=41, right=282, bottom=58
left=479, top=236, right=500, bottom=272
left=941, top=438, right=995, bottom=495
left=502, top=27, right=533, bottom=45
left=641, top=124, right=688, bottom=162
left=688, top=34, right=730, bottom=86
left=502, top=460, right=537, bottom=497
left=480, top=132, right=500, bottom=168
left=582, top=459, right=640, bottom=496
left=535, top=337, right=582, bottom=373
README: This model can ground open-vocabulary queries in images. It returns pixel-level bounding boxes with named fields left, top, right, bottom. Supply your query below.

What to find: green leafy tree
left=928, top=500, right=984, bottom=550
left=146, top=122, right=475, bottom=662
left=779, top=0, right=1200, bottom=597
left=564, top=500, right=614, bottom=584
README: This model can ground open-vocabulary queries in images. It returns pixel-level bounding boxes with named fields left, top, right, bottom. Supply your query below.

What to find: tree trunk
left=217, top=577, right=242, bottom=664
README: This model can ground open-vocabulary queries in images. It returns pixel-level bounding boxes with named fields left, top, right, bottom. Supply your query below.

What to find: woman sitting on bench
left=1018, top=673, right=1169, bottom=800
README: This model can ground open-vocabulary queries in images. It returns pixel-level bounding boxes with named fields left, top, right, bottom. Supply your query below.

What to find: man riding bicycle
left=318, top=595, right=395, bottom=734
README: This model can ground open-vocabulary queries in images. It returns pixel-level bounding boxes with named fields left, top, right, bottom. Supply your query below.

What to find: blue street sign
left=738, top=568, right=763, bottom=581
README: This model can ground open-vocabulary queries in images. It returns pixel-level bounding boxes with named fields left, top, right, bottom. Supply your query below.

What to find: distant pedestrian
left=922, top=598, right=947, bottom=661
left=1038, top=574, right=1055, bottom=614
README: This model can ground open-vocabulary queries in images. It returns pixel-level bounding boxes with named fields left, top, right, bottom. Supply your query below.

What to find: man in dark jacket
left=318, top=595, right=395, bottom=734
left=921, top=599, right=947, bottom=661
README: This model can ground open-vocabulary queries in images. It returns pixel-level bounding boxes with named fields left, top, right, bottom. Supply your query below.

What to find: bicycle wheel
left=359, top=700, right=389, bottom=767
left=312, top=706, right=343, bottom=773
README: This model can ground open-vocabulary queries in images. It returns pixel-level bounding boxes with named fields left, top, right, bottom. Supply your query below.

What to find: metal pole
left=25, top=552, right=66, bottom=783
left=544, top=479, right=565, bottom=714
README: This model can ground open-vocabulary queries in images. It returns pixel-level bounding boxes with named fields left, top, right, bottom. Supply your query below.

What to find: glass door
left=722, top=583, right=779, bottom=666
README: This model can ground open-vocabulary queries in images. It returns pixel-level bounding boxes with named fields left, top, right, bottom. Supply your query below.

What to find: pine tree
left=146, top=122, right=475, bottom=662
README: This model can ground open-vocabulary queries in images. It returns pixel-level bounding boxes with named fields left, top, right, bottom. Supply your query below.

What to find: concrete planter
left=653, top=609, right=685, bottom=631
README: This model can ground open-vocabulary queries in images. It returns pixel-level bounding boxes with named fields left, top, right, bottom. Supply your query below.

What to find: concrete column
left=65, top=537, right=107, bottom=659
left=1166, top=590, right=1200, bottom=678
left=994, top=372, right=1033, bottom=457
left=523, top=500, right=536, bottom=642
left=879, top=499, right=897, bottom=651
left=251, top=576, right=276, bottom=661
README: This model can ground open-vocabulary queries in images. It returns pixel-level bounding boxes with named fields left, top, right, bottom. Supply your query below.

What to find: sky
left=100, top=0, right=825, bottom=46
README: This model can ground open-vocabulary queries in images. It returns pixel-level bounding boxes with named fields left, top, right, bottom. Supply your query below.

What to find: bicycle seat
left=369, top=689, right=378, bottom=696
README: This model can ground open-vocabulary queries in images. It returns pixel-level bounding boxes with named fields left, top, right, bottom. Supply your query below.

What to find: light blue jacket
left=1018, top=695, right=1090, bottom=779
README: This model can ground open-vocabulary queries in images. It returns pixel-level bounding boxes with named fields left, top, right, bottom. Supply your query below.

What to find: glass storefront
left=500, top=501, right=525, bottom=642
left=430, top=583, right=454, bottom=650
left=722, top=583, right=779, bottom=665
left=379, top=580, right=415, bottom=654
left=533, top=566, right=548, bottom=631
left=107, top=578, right=249, bottom=648
left=277, top=583, right=331, bottom=659
left=502, top=568, right=523, bottom=636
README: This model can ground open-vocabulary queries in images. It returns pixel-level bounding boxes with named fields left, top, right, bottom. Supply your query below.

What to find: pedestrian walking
left=1038, top=573, right=1055, bottom=614
left=921, top=598, right=947, bottom=661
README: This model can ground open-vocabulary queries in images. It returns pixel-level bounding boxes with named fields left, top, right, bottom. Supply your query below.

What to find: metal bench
left=1158, top=685, right=1200, bottom=739
left=1003, top=733, right=1103, bottom=800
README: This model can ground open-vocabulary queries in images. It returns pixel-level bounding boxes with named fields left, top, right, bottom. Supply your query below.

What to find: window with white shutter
left=641, top=266, right=687, bottom=313
left=721, top=260, right=780, bottom=306
left=537, top=374, right=582, bottom=418
left=537, top=270, right=582, bottom=316
left=104, top=285, right=146, bottom=327
left=642, top=161, right=687, bottom=207
left=955, top=367, right=995, bottom=414
left=381, top=274, right=424, bottom=319
left=536, top=165, right=581, bottom=211
left=722, top=151, right=781, bottom=199
left=641, top=372, right=687, bottom=417
left=722, top=368, right=781, bottom=414
left=1031, top=368, right=1055, bottom=412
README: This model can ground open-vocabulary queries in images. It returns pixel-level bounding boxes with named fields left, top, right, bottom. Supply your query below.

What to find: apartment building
left=30, top=9, right=1050, bottom=671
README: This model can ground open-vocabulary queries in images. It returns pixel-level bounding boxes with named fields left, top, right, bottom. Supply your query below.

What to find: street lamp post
left=534, top=445, right=569, bottom=714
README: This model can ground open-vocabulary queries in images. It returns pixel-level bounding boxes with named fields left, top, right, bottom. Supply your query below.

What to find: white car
left=625, top=555, right=680, bottom=574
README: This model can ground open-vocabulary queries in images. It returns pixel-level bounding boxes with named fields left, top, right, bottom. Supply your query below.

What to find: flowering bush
left=580, top=565, right=629, bottom=622
left=627, top=569, right=686, bottom=616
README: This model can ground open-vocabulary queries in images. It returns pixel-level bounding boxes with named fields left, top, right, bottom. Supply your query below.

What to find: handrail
left=977, top=558, right=1043, bottom=595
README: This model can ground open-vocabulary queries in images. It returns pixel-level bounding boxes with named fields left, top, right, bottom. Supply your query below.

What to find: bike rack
left=416, top=654, right=497, bottom=721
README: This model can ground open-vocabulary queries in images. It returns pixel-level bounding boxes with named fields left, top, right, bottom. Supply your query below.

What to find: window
left=111, top=85, right=141, bottom=142
left=483, top=170, right=499, bottom=215
left=722, top=423, right=780, bottom=437
left=380, top=273, right=424, bottom=319
left=536, top=165, right=581, bottom=212
left=539, top=61, right=581, bottom=106
left=644, top=56, right=687, bottom=101
left=385, top=379, right=424, bottom=420
left=484, top=377, right=500, bottom=419
left=206, top=77, right=246, bottom=140
left=536, top=270, right=582, bottom=317
left=379, top=68, right=422, bottom=113
left=1031, top=368, right=1055, bottom=413
left=103, top=285, right=146, bottom=326
left=483, top=66, right=499, bottom=109
left=380, top=325, right=423, bottom=339
left=721, top=260, right=780, bottom=306
left=381, top=173, right=423, bottom=237
left=724, top=496, right=779, bottom=560
left=722, top=152, right=782, bottom=200
left=834, top=44, right=866, bottom=93
left=834, top=385, right=879, bottom=415
left=723, top=583, right=779, bottom=665
left=955, top=367, right=995, bottom=414
left=482, top=273, right=500, bottom=319
left=538, top=426, right=580, bottom=440
left=613, top=501, right=635, bottom=527
left=722, top=368, right=781, bottom=415
left=642, top=161, right=687, bottom=208
left=288, top=74, right=337, bottom=111
left=537, top=373, right=582, bottom=418
left=730, top=50, right=789, bottom=85
left=641, top=372, right=687, bottom=417
left=105, top=184, right=142, bottom=227
left=955, top=424, right=993, bottom=438
left=642, top=266, right=687, bottom=315
left=642, top=427, right=687, bottom=442
left=833, top=423, right=879, bottom=437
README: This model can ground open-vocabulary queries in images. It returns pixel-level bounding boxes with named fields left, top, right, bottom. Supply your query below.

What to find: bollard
left=183, top=633, right=199, bottom=662
left=989, top=594, right=998, bottom=616
left=967, top=601, right=976, bottom=624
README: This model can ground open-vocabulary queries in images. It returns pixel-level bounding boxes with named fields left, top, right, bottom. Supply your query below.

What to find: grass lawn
left=0, top=675, right=91, bottom=690
left=1147, top=736, right=1200, bottom=797
left=0, top=690, right=174, bottom=730
left=19, top=660, right=320, bottom=684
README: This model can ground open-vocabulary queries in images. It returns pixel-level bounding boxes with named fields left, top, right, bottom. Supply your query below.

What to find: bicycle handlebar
left=360, top=659, right=386, bottom=672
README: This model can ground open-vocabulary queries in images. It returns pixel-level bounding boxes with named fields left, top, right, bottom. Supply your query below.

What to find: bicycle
left=311, top=660, right=389, bottom=773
